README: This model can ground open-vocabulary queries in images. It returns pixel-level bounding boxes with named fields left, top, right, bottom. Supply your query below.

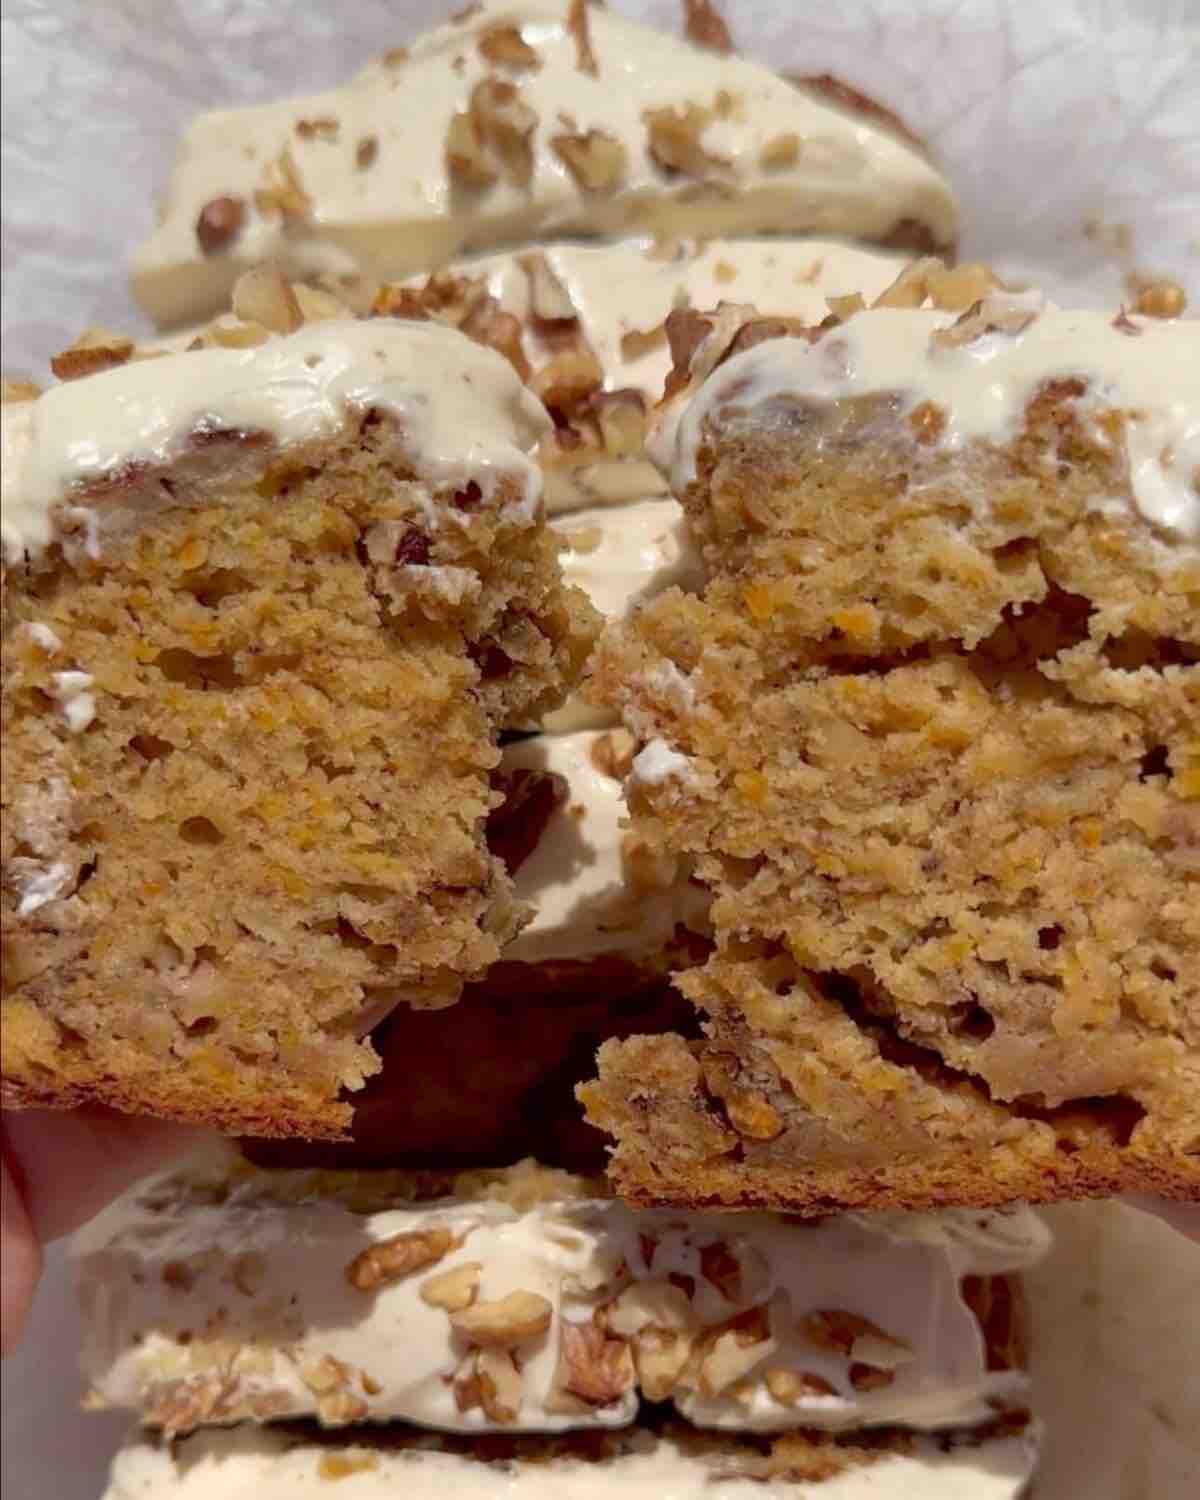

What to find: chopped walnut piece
left=381, top=46, right=409, bottom=67
left=205, top=316, right=272, bottom=349
left=294, top=284, right=350, bottom=323
left=420, top=1260, right=482, bottom=1311
left=622, top=831, right=679, bottom=892
left=460, top=297, right=532, bottom=380
left=619, top=321, right=668, bottom=362
left=145, top=1374, right=236, bottom=1437
left=301, top=1354, right=355, bottom=1395
left=476, top=1347, right=523, bottom=1423
left=683, top=0, right=735, bottom=53
left=555, top=1320, right=636, bottom=1405
left=605, top=1278, right=694, bottom=1336
left=765, top=1367, right=838, bottom=1403
left=50, top=327, right=135, bottom=381
left=345, top=1227, right=457, bottom=1291
left=446, top=109, right=500, bottom=187
left=699, top=1241, right=743, bottom=1302
left=471, top=77, right=538, bottom=187
left=231, top=267, right=303, bottom=335
left=801, top=1309, right=912, bottom=1370
left=530, top=343, right=604, bottom=418
left=925, top=261, right=1000, bottom=311
left=195, top=195, right=246, bottom=255
left=849, top=1362, right=897, bottom=1391
left=698, top=1308, right=775, bottom=1396
left=930, top=290, right=1042, bottom=350
left=449, top=1289, right=553, bottom=1346
left=356, top=136, right=379, bottom=169
left=519, top=252, right=579, bottom=322
left=551, top=129, right=628, bottom=193
left=566, top=0, right=599, bottom=76
left=318, top=1389, right=369, bottom=1423
left=760, top=132, right=800, bottom=169
left=589, top=728, right=638, bottom=781
left=871, top=256, right=945, bottom=309
left=1, top=379, right=41, bottom=403
left=1129, top=277, right=1186, bottom=319
left=254, top=145, right=312, bottom=222
left=909, top=400, right=947, bottom=445
left=701, top=1053, right=786, bottom=1141
left=633, top=1325, right=693, bottom=1399
left=644, top=102, right=730, bottom=179
left=591, top=388, right=648, bottom=457
left=315, top=271, right=380, bottom=316
left=295, top=116, right=339, bottom=141
left=478, top=23, right=541, bottom=70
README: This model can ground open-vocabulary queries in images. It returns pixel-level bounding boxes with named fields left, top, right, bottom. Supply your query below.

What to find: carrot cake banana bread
left=1, top=312, right=596, bottom=1137
left=584, top=281, right=1199, bottom=1211
left=131, top=0, right=956, bottom=329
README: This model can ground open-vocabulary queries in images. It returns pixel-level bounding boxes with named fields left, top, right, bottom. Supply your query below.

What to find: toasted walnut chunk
left=356, top=136, right=379, bottom=169
left=476, top=1347, right=523, bottom=1422
left=555, top=1320, right=636, bottom=1405
left=589, top=728, right=638, bottom=781
left=698, top=1308, right=776, bottom=1396
left=420, top=1261, right=482, bottom=1311
left=765, top=1367, right=838, bottom=1404
left=461, top=297, right=532, bottom=380
left=519, top=252, right=579, bottom=322
left=591, top=388, right=648, bottom=457
left=203, top=316, right=272, bottom=350
left=566, top=0, right=599, bottom=75
left=345, top=1227, right=457, bottom=1291
left=605, top=1278, right=694, bottom=1336
left=479, top=23, right=541, bottom=70
left=50, top=327, right=136, bottom=381
left=530, top=343, right=604, bottom=419
left=849, top=1362, right=897, bottom=1391
left=254, top=145, right=312, bottom=221
left=633, top=1325, right=693, bottom=1399
left=620, top=321, right=668, bottom=362
left=683, top=0, right=735, bottom=53
left=551, top=129, right=628, bottom=193
left=1, top=379, right=41, bottom=403
left=195, top=195, right=246, bottom=255
left=471, top=77, right=539, bottom=187
left=1129, top=277, right=1187, bottom=319
left=760, top=132, right=800, bottom=169
left=644, top=102, right=730, bottom=178
left=446, top=109, right=500, bottom=187
left=295, top=116, right=339, bottom=141
left=827, top=292, right=866, bottom=321
left=449, top=1289, right=553, bottom=1346
left=800, top=1309, right=912, bottom=1365
left=231, top=267, right=304, bottom=335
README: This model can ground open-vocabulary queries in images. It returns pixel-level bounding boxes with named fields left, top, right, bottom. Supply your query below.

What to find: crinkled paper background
left=2, top=1, right=1198, bottom=1496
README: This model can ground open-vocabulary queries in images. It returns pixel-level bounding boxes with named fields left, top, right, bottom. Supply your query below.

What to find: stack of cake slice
left=1, top=3, right=1195, bottom=1497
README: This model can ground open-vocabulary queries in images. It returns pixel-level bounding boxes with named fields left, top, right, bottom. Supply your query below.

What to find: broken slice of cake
left=131, top=0, right=957, bottom=328
left=1, top=311, right=596, bottom=1137
left=584, top=283, right=1199, bottom=1211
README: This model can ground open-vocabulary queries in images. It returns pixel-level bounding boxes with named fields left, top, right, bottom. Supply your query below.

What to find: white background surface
left=2, top=1, right=1199, bottom=1497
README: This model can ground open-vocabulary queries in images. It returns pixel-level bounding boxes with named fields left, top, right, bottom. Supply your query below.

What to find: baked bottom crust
left=2, top=410, right=595, bottom=1136
left=587, top=332, right=1198, bottom=1210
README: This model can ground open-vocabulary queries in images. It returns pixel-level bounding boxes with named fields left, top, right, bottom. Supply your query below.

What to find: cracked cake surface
left=1, top=315, right=597, bottom=1137
left=582, top=281, right=1199, bottom=1211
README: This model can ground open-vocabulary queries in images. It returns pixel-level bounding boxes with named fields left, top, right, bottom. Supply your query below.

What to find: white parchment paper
left=1, top=2, right=1198, bottom=1497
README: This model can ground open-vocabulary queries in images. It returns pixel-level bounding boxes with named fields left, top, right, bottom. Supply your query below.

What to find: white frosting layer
left=103, top=1423, right=1041, bottom=1500
left=1, top=320, right=550, bottom=564
left=133, top=0, right=955, bottom=327
left=553, top=499, right=703, bottom=620
left=664, top=303, right=1200, bottom=551
left=502, top=729, right=707, bottom=962
left=76, top=1165, right=1048, bottom=1437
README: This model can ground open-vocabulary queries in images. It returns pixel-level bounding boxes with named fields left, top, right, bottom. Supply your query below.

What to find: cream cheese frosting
left=102, top=1422, right=1042, bottom=1500
left=132, top=1, right=956, bottom=328
left=0, top=320, right=550, bottom=566
left=660, top=299, right=1200, bottom=554
left=75, top=1161, right=1048, bottom=1437
left=501, top=728, right=708, bottom=961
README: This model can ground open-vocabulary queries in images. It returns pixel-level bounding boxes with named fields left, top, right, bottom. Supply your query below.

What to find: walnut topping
left=356, top=135, right=379, bottom=169
left=632, top=1325, right=693, bottom=1399
left=254, top=145, right=312, bottom=221
left=605, top=1278, right=694, bottom=1336
left=765, top=1367, right=838, bottom=1403
left=231, top=267, right=304, bottom=334
left=519, top=252, right=579, bottom=322
left=698, top=1308, right=775, bottom=1395
left=460, top=77, right=539, bottom=188
left=449, top=1289, right=553, bottom=1346
left=555, top=1320, right=636, bottom=1405
left=345, top=1227, right=457, bottom=1290
left=909, top=400, right=947, bottom=445
left=460, top=297, right=531, bottom=380
left=195, top=195, right=246, bottom=255
left=301, top=1354, right=355, bottom=1395
left=566, top=0, right=599, bottom=75
left=549, top=128, right=627, bottom=195
left=871, top=256, right=946, bottom=309
left=420, top=1260, right=482, bottom=1311
left=826, top=292, right=866, bottom=321
left=800, top=1309, right=912, bottom=1371
left=660, top=302, right=763, bottom=401
left=145, top=1374, right=236, bottom=1437
left=203, top=316, right=272, bottom=350
left=591, top=388, right=648, bottom=457
left=454, top=1347, right=523, bottom=1423
left=381, top=46, right=409, bottom=67
left=760, top=132, right=800, bottom=169
left=924, top=261, right=1001, bottom=311
left=446, top=109, right=500, bottom=187
left=49, top=328, right=135, bottom=381
left=296, top=116, right=339, bottom=141
left=619, top=321, right=669, bottom=362
left=293, top=284, right=350, bottom=323
left=530, top=342, right=605, bottom=420
left=699, top=1241, right=743, bottom=1301
left=589, top=728, right=638, bottom=781
left=478, top=23, right=541, bottom=70
left=1129, top=277, right=1186, bottom=319
left=683, top=0, right=735, bottom=53
left=1, top=379, right=41, bottom=403
left=645, top=102, right=731, bottom=179
left=930, top=289, right=1041, bottom=350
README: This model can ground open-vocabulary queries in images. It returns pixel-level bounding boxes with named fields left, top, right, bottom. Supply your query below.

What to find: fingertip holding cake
left=1, top=315, right=597, bottom=1136
left=584, top=279, right=1199, bottom=1211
